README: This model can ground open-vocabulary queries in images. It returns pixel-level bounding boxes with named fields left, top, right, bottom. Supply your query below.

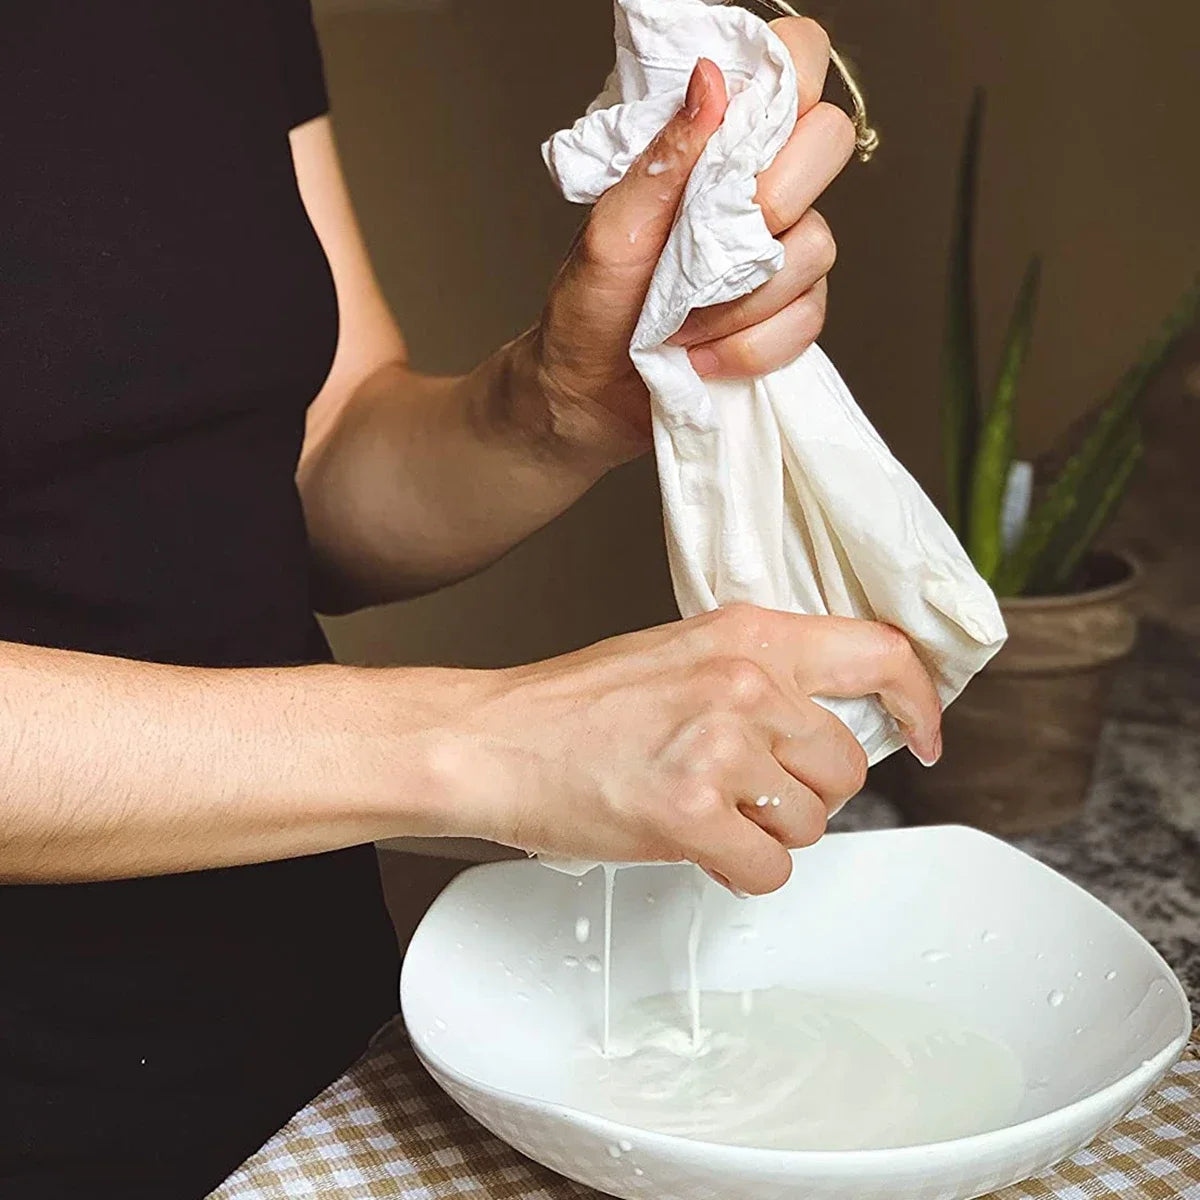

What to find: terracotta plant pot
left=893, top=551, right=1141, bottom=834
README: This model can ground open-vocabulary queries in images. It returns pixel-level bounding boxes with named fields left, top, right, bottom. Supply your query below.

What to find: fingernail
left=690, top=347, right=720, bottom=377
left=909, top=730, right=942, bottom=769
left=702, top=867, right=748, bottom=898
left=684, top=61, right=710, bottom=119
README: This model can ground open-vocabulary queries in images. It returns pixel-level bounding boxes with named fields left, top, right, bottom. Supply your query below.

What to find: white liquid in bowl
left=567, top=987, right=1025, bottom=1151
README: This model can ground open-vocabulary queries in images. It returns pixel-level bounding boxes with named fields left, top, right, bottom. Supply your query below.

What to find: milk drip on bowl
left=564, top=861, right=1024, bottom=1152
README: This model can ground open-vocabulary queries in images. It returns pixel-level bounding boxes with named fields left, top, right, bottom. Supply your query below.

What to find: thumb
left=586, top=59, right=728, bottom=268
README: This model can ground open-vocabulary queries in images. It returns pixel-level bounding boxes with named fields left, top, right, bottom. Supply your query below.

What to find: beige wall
left=314, top=0, right=1199, bottom=669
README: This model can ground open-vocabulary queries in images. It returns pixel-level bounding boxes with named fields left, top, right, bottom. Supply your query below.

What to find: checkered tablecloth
left=209, top=1021, right=1200, bottom=1200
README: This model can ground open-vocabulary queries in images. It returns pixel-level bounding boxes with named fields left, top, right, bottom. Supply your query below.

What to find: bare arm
left=0, top=640, right=473, bottom=882
left=293, top=117, right=619, bottom=612
left=0, top=611, right=941, bottom=893
left=295, top=21, right=852, bottom=611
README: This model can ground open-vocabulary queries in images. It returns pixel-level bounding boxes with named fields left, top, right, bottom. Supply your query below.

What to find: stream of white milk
left=584, top=866, right=1024, bottom=1150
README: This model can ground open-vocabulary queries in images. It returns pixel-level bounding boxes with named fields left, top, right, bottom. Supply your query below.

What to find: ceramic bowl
left=400, top=826, right=1190, bottom=1200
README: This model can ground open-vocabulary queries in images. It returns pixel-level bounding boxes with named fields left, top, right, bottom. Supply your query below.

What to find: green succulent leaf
left=966, top=257, right=1041, bottom=582
left=995, top=274, right=1200, bottom=596
left=1030, top=422, right=1144, bottom=594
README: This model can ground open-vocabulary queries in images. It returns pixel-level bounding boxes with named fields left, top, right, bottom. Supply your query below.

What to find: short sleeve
left=270, top=0, right=329, bottom=128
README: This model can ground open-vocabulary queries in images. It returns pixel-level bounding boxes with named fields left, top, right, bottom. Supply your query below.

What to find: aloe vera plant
left=941, top=89, right=1200, bottom=596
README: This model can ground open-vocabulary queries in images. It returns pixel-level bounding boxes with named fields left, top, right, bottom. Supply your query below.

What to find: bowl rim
left=401, top=826, right=1192, bottom=1166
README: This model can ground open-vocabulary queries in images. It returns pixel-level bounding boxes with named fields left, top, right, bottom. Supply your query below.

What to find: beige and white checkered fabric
left=210, top=1023, right=1200, bottom=1200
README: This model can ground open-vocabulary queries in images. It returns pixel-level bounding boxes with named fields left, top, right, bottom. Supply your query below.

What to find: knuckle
left=774, top=18, right=832, bottom=110
left=794, top=291, right=826, bottom=345
left=674, top=781, right=725, bottom=825
left=800, top=16, right=833, bottom=61
left=714, top=601, right=768, bottom=646
left=708, top=656, right=771, bottom=710
left=578, top=215, right=615, bottom=268
left=801, top=209, right=837, bottom=274
left=871, top=622, right=917, bottom=672
left=727, top=326, right=772, bottom=376
left=817, top=101, right=857, bottom=161
left=841, top=741, right=870, bottom=798
left=754, top=851, right=794, bottom=896
left=792, top=798, right=828, bottom=848
left=755, top=181, right=787, bottom=236
left=693, top=719, right=746, bottom=770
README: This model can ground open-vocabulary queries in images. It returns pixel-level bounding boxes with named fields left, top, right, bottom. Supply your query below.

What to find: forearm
left=0, top=640, right=482, bottom=882
left=298, top=330, right=629, bottom=613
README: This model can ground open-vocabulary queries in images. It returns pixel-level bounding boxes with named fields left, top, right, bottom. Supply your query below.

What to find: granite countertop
left=835, top=620, right=1200, bottom=1019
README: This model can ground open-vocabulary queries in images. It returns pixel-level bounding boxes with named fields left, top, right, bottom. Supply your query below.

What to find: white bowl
left=401, top=826, right=1190, bottom=1200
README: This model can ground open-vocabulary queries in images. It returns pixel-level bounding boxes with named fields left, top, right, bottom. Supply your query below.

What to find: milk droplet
left=585, top=955, right=602, bottom=973
left=1035, top=951, right=1046, bottom=961
left=1047, top=989, right=1065, bottom=1008
left=770, top=796, right=781, bottom=807
left=645, top=894, right=656, bottom=905
left=755, top=796, right=770, bottom=808
left=634, top=1167, right=645, bottom=1177
left=517, top=992, right=530, bottom=1002
left=1074, top=970, right=1084, bottom=980
left=981, top=930, right=999, bottom=943
left=606, top=1143, right=622, bottom=1159
left=925, top=980, right=937, bottom=989
left=732, top=922, right=757, bottom=942
left=1105, top=970, right=1118, bottom=981
left=1073, top=1026, right=1084, bottom=1036
left=434, top=1018, right=447, bottom=1031
left=618, top=1139, right=633, bottom=1153
left=563, top=955, right=580, bottom=969
left=540, top=980, right=555, bottom=994
left=921, top=949, right=951, bottom=963
left=575, top=917, right=591, bottom=943
left=1030, top=1076, right=1050, bottom=1090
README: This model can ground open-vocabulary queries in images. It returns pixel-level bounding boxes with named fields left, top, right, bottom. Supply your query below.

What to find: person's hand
left=528, top=18, right=856, bottom=469
left=443, top=606, right=941, bottom=895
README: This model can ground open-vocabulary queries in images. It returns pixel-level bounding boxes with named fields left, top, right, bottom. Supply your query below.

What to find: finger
left=584, top=59, right=728, bottom=271
left=771, top=701, right=869, bottom=813
left=768, top=16, right=832, bottom=115
left=668, top=211, right=835, bottom=348
left=780, top=616, right=943, bottom=765
left=738, top=765, right=827, bottom=848
left=687, top=808, right=794, bottom=897
left=755, top=102, right=856, bottom=236
left=689, top=278, right=827, bottom=379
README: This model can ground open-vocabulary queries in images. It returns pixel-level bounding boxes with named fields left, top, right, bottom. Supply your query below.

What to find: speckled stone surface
left=835, top=621, right=1200, bottom=1019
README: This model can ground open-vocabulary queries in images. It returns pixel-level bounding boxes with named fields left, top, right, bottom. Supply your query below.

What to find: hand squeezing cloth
left=543, top=0, right=1007, bottom=779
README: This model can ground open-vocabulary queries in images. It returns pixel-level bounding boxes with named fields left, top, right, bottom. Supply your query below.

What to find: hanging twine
left=731, top=0, right=879, bottom=162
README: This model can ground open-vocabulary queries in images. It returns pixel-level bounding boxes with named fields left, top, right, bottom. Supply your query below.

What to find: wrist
left=332, top=663, right=514, bottom=844
left=487, top=328, right=649, bottom=478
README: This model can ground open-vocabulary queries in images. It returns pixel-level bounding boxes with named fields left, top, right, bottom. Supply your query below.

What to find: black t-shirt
left=0, top=4, right=400, bottom=1196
